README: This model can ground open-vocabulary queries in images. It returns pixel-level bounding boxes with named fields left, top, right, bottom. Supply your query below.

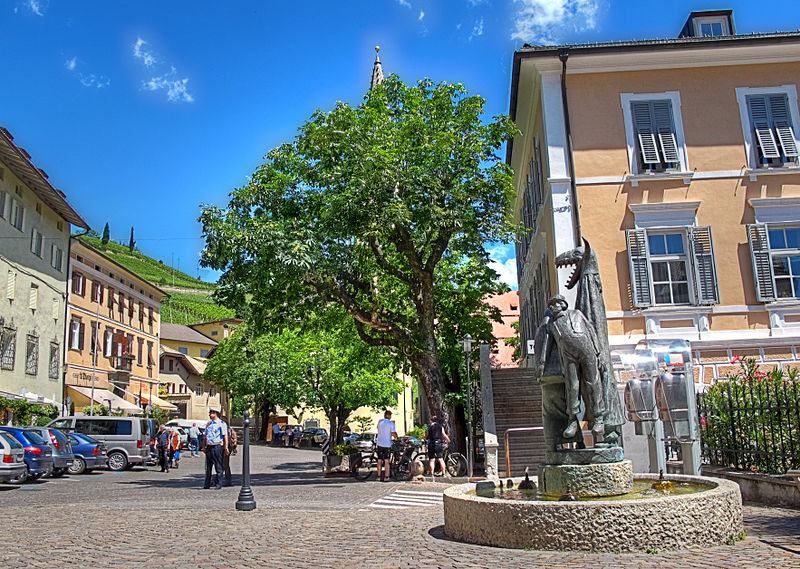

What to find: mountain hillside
left=75, top=235, right=235, bottom=325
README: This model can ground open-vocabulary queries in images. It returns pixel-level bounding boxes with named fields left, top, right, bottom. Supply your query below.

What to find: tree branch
left=366, top=236, right=414, bottom=285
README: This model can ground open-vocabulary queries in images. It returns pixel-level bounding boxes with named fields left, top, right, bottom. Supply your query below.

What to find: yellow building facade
left=64, top=238, right=172, bottom=414
left=509, top=11, right=800, bottom=386
left=189, top=318, right=242, bottom=344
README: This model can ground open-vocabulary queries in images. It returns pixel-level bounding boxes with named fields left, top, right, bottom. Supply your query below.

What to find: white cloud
left=469, top=17, right=484, bottom=40
left=488, top=244, right=519, bottom=289
left=419, top=10, right=424, bottom=20
left=397, top=0, right=411, bottom=7
left=28, top=0, right=44, bottom=16
left=133, top=38, right=156, bottom=67
left=512, top=0, right=600, bottom=44
left=466, top=0, right=484, bottom=5
left=65, top=57, right=77, bottom=71
left=143, top=68, right=194, bottom=103
left=79, top=74, right=110, bottom=89
left=133, top=39, right=194, bottom=103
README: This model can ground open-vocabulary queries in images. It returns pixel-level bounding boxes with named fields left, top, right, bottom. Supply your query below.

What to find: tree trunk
left=409, top=351, right=457, bottom=450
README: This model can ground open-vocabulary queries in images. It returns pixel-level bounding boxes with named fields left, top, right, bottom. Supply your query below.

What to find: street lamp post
left=104, top=399, right=112, bottom=415
left=236, top=409, right=256, bottom=511
left=463, top=333, right=473, bottom=479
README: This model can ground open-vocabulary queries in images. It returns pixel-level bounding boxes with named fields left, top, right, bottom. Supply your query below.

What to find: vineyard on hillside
left=75, top=234, right=234, bottom=325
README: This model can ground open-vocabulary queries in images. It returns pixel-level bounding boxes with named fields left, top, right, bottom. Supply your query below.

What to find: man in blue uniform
left=202, top=408, right=229, bottom=489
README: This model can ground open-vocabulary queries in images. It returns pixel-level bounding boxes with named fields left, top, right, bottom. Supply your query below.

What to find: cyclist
left=376, top=410, right=398, bottom=482
left=426, top=415, right=451, bottom=478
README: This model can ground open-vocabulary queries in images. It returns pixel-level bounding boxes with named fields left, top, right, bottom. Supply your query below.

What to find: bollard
left=235, top=410, right=256, bottom=511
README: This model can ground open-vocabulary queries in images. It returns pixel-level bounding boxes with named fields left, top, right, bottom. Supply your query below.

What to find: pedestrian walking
left=168, top=428, right=180, bottom=469
left=286, top=425, right=295, bottom=447
left=203, top=408, right=229, bottom=490
left=156, top=424, right=170, bottom=472
left=188, top=423, right=200, bottom=457
left=221, top=415, right=237, bottom=487
left=426, top=415, right=451, bottom=478
left=376, top=410, right=398, bottom=482
left=272, top=422, right=281, bottom=447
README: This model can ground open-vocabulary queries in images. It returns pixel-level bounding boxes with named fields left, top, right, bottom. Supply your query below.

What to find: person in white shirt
left=376, top=410, right=398, bottom=482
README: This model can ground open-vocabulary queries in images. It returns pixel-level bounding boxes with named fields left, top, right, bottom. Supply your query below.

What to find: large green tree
left=200, top=75, right=517, bottom=436
left=203, top=327, right=301, bottom=440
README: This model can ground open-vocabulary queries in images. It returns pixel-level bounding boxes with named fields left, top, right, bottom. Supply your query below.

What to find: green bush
left=0, top=398, right=58, bottom=426
left=331, top=444, right=359, bottom=456
left=406, top=425, right=427, bottom=440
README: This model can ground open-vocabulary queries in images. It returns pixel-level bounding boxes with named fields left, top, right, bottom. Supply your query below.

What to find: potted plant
left=322, top=444, right=360, bottom=477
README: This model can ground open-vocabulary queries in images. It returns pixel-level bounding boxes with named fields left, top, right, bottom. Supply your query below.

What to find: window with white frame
left=25, top=334, right=38, bottom=375
left=0, top=327, right=16, bottom=370
left=48, top=342, right=59, bottom=379
left=71, top=272, right=85, bottom=296
left=621, top=92, right=688, bottom=175
left=627, top=226, right=719, bottom=307
left=748, top=223, right=800, bottom=301
left=50, top=245, right=63, bottom=271
left=11, top=198, right=23, bottom=231
left=737, top=86, right=800, bottom=169
left=30, top=229, right=42, bottom=257
left=195, top=382, right=202, bottom=397
left=693, top=16, right=730, bottom=37
left=68, top=319, right=84, bottom=350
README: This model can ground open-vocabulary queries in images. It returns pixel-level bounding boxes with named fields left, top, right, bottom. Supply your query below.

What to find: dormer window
left=694, top=16, right=729, bottom=37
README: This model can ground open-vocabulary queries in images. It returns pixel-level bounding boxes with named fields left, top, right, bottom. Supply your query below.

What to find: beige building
left=189, top=318, right=242, bottom=344
left=158, top=346, right=223, bottom=420
left=509, top=10, right=800, bottom=385
left=161, top=322, right=217, bottom=359
left=64, top=238, right=173, bottom=414
left=0, top=127, right=88, bottom=407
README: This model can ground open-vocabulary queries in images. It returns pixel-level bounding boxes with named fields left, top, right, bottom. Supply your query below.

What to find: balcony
left=113, top=354, right=135, bottom=372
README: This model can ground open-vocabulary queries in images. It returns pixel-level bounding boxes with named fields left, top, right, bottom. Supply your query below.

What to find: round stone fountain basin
left=443, top=473, right=743, bottom=552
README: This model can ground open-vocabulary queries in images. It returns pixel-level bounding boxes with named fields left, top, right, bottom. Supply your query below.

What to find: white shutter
left=626, top=228, right=653, bottom=307
left=653, top=100, right=680, bottom=164
left=688, top=226, right=720, bottom=305
left=51, top=298, right=59, bottom=320
left=768, top=94, right=799, bottom=158
left=6, top=270, right=15, bottom=300
left=632, top=102, right=661, bottom=164
left=748, top=223, right=776, bottom=302
left=28, top=285, right=38, bottom=310
left=748, top=96, right=781, bottom=159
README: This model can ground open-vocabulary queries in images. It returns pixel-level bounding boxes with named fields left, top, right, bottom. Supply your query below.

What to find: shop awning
left=139, top=393, right=177, bottom=411
left=67, top=386, right=143, bottom=414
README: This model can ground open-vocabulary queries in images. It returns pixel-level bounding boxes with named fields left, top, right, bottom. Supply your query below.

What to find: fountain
left=443, top=240, right=743, bottom=552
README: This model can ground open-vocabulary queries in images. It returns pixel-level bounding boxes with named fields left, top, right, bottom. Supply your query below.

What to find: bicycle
left=352, top=439, right=421, bottom=481
left=421, top=441, right=468, bottom=477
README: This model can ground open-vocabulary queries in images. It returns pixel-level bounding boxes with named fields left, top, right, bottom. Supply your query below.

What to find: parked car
left=0, top=427, right=54, bottom=483
left=0, top=431, right=26, bottom=483
left=67, top=433, right=108, bottom=475
left=301, top=428, right=328, bottom=446
left=353, top=432, right=377, bottom=452
left=47, top=416, right=149, bottom=471
left=26, top=427, right=74, bottom=477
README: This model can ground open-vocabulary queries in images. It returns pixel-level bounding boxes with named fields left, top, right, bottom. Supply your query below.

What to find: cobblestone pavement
left=2, top=445, right=798, bottom=568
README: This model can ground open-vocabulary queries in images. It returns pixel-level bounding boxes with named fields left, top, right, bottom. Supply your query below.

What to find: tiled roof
left=160, top=323, right=218, bottom=346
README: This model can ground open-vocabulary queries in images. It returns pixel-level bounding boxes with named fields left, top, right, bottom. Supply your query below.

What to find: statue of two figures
left=533, top=239, right=626, bottom=453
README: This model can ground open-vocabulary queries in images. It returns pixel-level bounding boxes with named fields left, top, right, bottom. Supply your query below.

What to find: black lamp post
left=463, top=333, right=473, bottom=479
left=235, top=410, right=256, bottom=511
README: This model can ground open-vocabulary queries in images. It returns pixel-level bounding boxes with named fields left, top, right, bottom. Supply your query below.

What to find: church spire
left=370, top=46, right=384, bottom=90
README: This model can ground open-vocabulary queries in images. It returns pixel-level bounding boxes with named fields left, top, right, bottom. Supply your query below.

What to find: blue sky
left=2, top=1, right=798, bottom=288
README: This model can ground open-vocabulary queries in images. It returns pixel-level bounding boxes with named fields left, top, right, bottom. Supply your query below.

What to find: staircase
left=484, top=366, right=547, bottom=478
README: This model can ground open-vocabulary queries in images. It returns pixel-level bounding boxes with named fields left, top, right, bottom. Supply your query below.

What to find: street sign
left=158, top=383, right=169, bottom=397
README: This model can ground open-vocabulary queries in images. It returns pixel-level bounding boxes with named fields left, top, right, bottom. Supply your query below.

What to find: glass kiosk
left=615, top=339, right=701, bottom=475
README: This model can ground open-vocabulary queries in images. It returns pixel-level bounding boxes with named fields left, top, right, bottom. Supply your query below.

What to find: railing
left=697, top=379, right=800, bottom=474
left=504, top=426, right=544, bottom=478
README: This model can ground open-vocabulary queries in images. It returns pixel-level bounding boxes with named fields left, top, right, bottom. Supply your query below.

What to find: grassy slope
left=76, top=235, right=234, bottom=325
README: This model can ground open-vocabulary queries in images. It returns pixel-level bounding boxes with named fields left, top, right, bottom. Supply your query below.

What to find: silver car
left=48, top=416, right=150, bottom=471
left=0, top=432, right=26, bottom=483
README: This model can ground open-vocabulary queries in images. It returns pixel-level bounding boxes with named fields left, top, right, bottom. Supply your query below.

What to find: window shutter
left=748, top=96, right=781, bottom=159
left=653, top=100, right=680, bottom=164
left=78, top=323, right=85, bottom=351
left=29, top=285, right=38, bottom=310
left=747, top=223, right=776, bottom=302
left=51, top=298, right=59, bottom=320
left=688, top=226, right=720, bottom=305
left=768, top=94, right=799, bottom=158
left=632, top=102, right=660, bottom=164
left=626, top=228, right=653, bottom=307
left=6, top=270, right=15, bottom=300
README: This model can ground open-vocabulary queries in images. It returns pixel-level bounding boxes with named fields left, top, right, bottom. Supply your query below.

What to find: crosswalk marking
left=368, top=489, right=444, bottom=510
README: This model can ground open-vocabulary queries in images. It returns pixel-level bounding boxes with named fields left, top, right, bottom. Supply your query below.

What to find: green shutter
left=626, top=228, right=652, bottom=307
left=688, top=226, right=720, bottom=305
left=747, top=223, right=776, bottom=302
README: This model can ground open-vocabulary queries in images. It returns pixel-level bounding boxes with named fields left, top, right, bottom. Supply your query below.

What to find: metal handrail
left=504, top=426, right=544, bottom=478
